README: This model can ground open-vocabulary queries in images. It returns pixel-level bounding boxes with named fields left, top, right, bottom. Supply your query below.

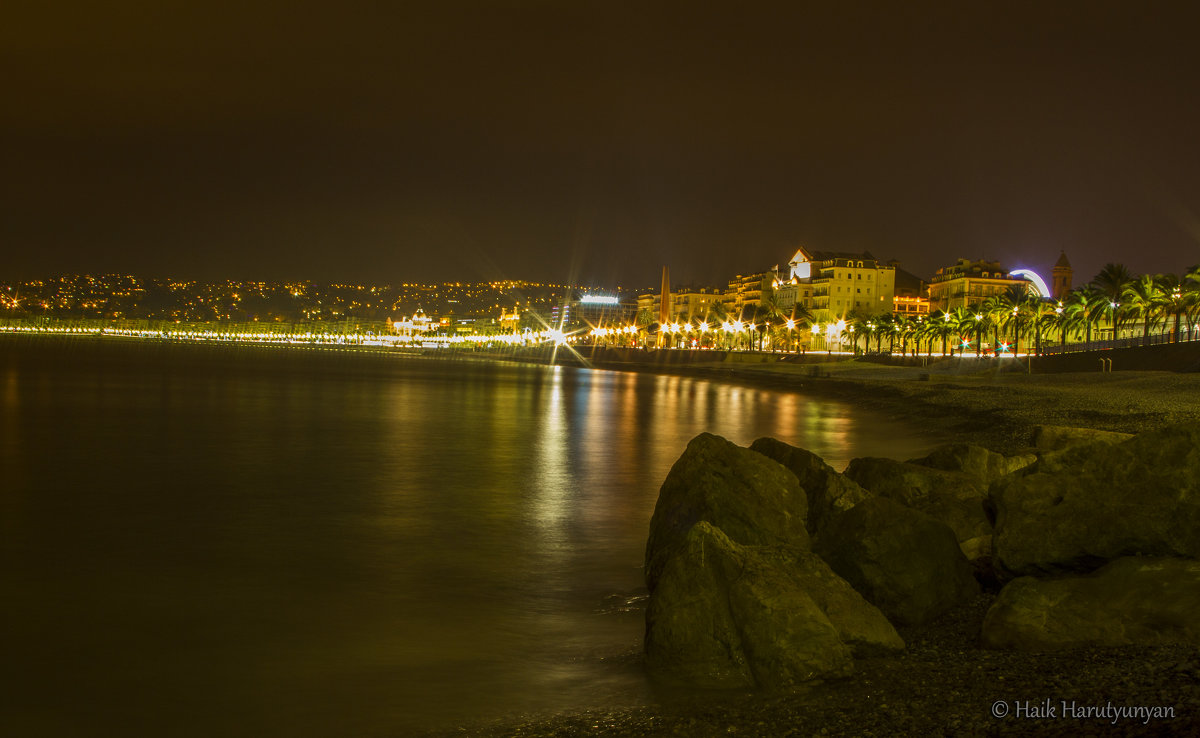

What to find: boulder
left=815, top=497, right=980, bottom=626
left=844, top=457, right=985, bottom=508
left=785, top=549, right=905, bottom=657
left=1031, top=425, right=1135, bottom=453
left=907, top=443, right=1035, bottom=483
left=644, top=433, right=809, bottom=592
left=990, top=423, right=1200, bottom=577
left=843, top=457, right=992, bottom=554
left=645, top=522, right=854, bottom=689
left=982, top=556, right=1200, bottom=650
left=749, top=437, right=870, bottom=535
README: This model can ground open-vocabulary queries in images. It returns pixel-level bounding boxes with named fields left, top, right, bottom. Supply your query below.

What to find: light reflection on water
left=1, top=340, right=946, bottom=736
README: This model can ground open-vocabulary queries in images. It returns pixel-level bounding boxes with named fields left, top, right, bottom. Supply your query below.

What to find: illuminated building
left=892, top=266, right=929, bottom=317
left=927, top=259, right=1031, bottom=312
left=789, top=247, right=897, bottom=324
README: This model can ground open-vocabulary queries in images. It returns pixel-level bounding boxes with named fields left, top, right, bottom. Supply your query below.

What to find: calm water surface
left=1, top=338, right=945, bottom=736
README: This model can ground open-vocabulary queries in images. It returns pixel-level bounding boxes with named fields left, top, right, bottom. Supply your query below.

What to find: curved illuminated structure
left=1010, top=269, right=1050, bottom=298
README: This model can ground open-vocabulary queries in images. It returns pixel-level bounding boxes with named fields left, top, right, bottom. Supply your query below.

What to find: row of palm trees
left=645, top=263, right=1200, bottom=356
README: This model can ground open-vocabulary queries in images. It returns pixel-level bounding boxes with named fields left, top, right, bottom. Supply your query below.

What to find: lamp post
left=1011, top=305, right=1021, bottom=357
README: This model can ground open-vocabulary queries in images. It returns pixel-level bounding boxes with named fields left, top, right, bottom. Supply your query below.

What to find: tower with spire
left=1052, top=252, right=1073, bottom=300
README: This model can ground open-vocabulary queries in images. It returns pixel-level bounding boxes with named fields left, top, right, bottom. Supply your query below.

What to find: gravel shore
left=423, top=362, right=1200, bottom=737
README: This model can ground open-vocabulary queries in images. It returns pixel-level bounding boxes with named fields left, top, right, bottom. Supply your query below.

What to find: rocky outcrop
left=749, top=437, right=870, bottom=535
left=645, top=523, right=854, bottom=689
left=644, top=433, right=809, bottom=592
left=1031, top=424, right=1135, bottom=453
left=981, top=556, right=1200, bottom=650
left=814, top=497, right=979, bottom=626
left=907, top=443, right=1035, bottom=484
left=990, top=422, right=1200, bottom=577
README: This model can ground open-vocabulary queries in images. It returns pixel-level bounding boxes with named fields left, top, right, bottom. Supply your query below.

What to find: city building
left=637, top=286, right=723, bottom=325
left=926, top=258, right=1031, bottom=312
left=892, top=266, right=929, bottom=318
left=788, top=247, right=897, bottom=324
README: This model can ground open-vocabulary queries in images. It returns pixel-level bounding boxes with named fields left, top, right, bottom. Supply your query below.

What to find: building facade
left=788, top=248, right=896, bottom=324
left=927, top=259, right=1030, bottom=313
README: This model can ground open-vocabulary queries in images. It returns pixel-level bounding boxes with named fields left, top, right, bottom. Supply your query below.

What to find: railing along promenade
left=1038, top=327, right=1199, bottom=356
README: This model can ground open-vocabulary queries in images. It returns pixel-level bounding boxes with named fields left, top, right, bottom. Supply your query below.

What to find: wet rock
left=982, top=556, right=1200, bottom=650
left=990, top=422, right=1200, bottom=577
left=814, top=497, right=979, bottom=626
left=645, top=522, right=853, bottom=689
left=748, top=437, right=869, bottom=535
left=1031, top=424, right=1135, bottom=453
left=644, top=433, right=809, bottom=592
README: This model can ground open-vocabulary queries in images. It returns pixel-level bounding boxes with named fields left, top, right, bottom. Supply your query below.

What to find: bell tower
left=659, top=266, right=671, bottom=325
left=1052, top=252, right=1073, bottom=300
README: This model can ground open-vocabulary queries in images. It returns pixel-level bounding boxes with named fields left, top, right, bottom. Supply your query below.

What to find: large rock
left=815, top=497, right=980, bottom=626
left=982, top=556, right=1200, bottom=650
left=990, top=423, right=1200, bottom=577
left=781, top=549, right=905, bottom=657
left=1031, top=425, right=1134, bottom=453
left=844, top=457, right=986, bottom=508
left=843, top=457, right=992, bottom=551
left=749, top=437, right=870, bottom=535
left=645, top=522, right=854, bottom=689
left=907, top=443, right=1036, bottom=483
left=644, top=433, right=808, bottom=592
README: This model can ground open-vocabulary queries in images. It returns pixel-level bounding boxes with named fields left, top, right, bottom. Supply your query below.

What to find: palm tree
left=785, top=303, right=813, bottom=352
left=1024, top=294, right=1057, bottom=356
left=876, top=312, right=901, bottom=353
left=1090, top=263, right=1134, bottom=340
left=1156, top=274, right=1189, bottom=343
left=981, top=294, right=1014, bottom=355
left=1185, top=265, right=1200, bottom=341
left=1122, top=274, right=1166, bottom=346
left=967, top=307, right=989, bottom=357
left=897, top=314, right=917, bottom=356
left=945, top=306, right=975, bottom=355
left=706, top=301, right=730, bottom=350
left=1064, top=286, right=1101, bottom=346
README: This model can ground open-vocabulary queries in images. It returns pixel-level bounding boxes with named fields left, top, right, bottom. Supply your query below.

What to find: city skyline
left=5, top=3, right=1199, bottom=288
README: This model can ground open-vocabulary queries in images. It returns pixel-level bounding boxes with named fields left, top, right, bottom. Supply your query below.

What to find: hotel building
left=926, top=259, right=1030, bottom=312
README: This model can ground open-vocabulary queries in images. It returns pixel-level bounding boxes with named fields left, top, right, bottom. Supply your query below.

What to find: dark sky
left=5, top=1, right=1199, bottom=288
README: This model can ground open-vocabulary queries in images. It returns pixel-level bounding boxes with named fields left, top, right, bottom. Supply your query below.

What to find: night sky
left=5, top=2, right=1199, bottom=288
